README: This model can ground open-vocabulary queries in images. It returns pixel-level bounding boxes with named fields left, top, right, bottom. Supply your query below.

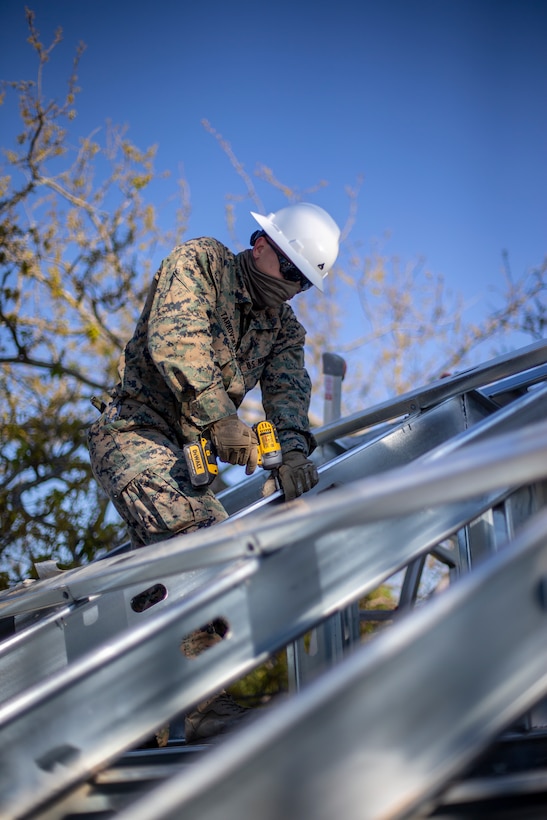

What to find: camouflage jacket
left=112, top=237, right=315, bottom=455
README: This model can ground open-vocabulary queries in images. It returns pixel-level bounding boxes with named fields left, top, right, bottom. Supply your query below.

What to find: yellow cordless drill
left=254, top=420, right=283, bottom=487
left=184, top=420, right=282, bottom=489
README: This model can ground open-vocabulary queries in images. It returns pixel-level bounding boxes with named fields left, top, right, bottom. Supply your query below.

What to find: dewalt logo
left=188, top=445, right=205, bottom=475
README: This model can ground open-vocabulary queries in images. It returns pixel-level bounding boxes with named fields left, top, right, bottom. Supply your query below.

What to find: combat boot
left=185, top=690, right=252, bottom=743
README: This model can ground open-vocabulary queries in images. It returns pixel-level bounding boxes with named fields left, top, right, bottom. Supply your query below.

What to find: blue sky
left=1, top=0, right=546, bottom=360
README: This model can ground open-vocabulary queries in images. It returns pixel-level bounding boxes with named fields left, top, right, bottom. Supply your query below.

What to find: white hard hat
left=250, top=202, right=340, bottom=292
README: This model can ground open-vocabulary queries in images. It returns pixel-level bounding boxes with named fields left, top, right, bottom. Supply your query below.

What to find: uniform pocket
left=122, top=471, right=210, bottom=535
left=87, top=411, right=147, bottom=497
left=119, top=469, right=227, bottom=544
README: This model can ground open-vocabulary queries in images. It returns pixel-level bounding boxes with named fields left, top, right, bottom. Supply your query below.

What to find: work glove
left=209, top=414, right=258, bottom=475
left=277, top=450, right=319, bottom=501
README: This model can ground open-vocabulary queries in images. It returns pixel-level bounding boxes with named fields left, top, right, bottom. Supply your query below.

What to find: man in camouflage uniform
left=88, top=202, right=340, bottom=548
left=87, top=203, right=340, bottom=743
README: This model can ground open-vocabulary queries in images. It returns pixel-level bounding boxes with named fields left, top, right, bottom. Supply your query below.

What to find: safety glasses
left=264, top=237, right=313, bottom=292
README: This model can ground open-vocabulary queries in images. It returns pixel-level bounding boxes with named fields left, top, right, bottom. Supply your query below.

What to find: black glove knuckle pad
left=279, top=450, right=317, bottom=500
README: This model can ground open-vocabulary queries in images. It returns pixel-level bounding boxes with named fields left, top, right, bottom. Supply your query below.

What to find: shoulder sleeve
left=148, top=238, right=237, bottom=431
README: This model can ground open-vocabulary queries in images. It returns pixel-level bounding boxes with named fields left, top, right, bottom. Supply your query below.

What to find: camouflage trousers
left=87, top=400, right=228, bottom=547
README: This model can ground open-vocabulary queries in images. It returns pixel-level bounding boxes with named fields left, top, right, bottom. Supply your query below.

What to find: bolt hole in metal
left=130, top=584, right=231, bottom=657
left=130, top=583, right=168, bottom=613
left=180, top=617, right=230, bottom=659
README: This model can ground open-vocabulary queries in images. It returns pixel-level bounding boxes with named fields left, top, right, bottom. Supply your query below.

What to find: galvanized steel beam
left=119, top=506, right=547, bottom=820
left=1, top=422, right=547, bottom=817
